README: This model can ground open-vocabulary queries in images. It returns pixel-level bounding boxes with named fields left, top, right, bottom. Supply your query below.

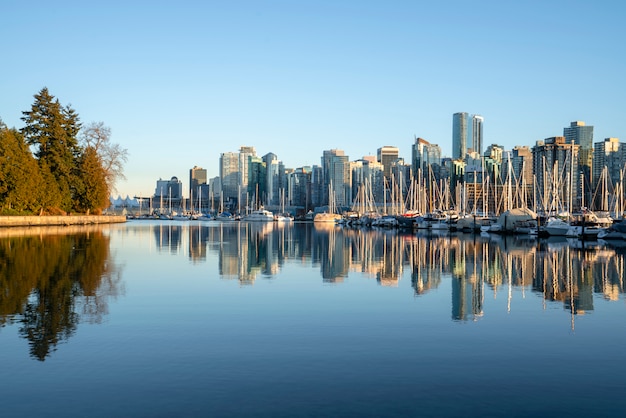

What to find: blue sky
left=2, top=0, right=625, bottom=198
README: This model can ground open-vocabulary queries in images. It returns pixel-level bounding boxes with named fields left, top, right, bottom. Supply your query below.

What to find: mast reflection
left=144, top=223, right=626, bottom=323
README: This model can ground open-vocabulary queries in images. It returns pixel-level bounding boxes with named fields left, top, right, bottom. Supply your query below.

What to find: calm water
left=1, top=221, right=626, bottom=417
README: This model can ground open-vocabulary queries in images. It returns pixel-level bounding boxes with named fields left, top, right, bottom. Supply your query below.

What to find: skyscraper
left=532, top=136, right=580, bottom=212
left=593, top=137, right=624, bottom=210
left=263, top=153, right=280, bottom=206
left=321, top=149, right=350, bottom=207
left=453, top=112, right=483, bottom=159
left=412, top=137, right=441, bottom=179
left=219, top=152, right=239, bottom=204
left=189, top=166, right=207, bottom=197
left=377, top=145, right=399, bottom=179
left=238, top=146, right=256, bottom=199
left=452, top=112, right=468, bottom=160
left=564, top=121, right=593, bottom=207
left=470, top=115, right=484, bottom=155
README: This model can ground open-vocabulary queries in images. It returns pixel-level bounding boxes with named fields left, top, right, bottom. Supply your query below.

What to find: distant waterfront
left=2, top=221, right=625, bottom=417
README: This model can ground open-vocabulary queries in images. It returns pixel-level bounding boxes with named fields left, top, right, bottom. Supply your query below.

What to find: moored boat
left=244, top=208, right=275, bottom=222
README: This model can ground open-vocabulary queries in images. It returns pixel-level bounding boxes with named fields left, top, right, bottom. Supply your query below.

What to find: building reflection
left=143, top=222, right=626, bottom=324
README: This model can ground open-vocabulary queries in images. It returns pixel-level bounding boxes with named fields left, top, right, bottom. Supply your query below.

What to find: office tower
left=219, top=151, right=239, bottom=203
left=453, top=113, right=483, bottom=159
left=412, top=137, right=442, bottom=180
left=309, top=165, right=324, bottom=209
left=471, top=115, right=484, bottom=155
left=452, top=112, right=468, bottom=160
left=238, top=146, right=256, bottom=198
left=377, top=146, right=400, bottom=180
left=247, top=155, right=266, bottom=207
left=189, top=166, right=207, bottom=196
left=263, top=153, right=280, bottom=206
left=564, top=121, right=593, bottom=206
left=593, top=138, right=624, bottom=210
left=532, top=136, right=579, bottom=212
left=350, top=158, right=384, bottom=206
left=390, top=159, right=412, bottom=201
left=511, top=146, right=533, bottom=181
left=331, top=154, right=350, bottom=207
left=287, top=166, right=312, bottom=209
left=321, top=149, right=349, bottom=206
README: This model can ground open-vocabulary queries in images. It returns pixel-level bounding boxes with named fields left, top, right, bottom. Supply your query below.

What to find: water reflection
left=7, top=221, right=625, bottom=361
left=0, top=226, right=123, bottom=361
left=139, top=222, right=626, bottom=324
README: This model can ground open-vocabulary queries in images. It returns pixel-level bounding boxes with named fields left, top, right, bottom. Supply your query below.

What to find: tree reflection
left=0, top=228, right=122, bottom=361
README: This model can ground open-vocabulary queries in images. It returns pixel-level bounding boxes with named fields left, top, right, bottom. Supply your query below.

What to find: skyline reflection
left=4, top=221, right=626, bottom=361
left=138, top=221, right=626, bottom=324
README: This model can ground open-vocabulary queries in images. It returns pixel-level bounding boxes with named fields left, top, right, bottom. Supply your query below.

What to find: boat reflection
left=137, top=222, right=626, bottom=325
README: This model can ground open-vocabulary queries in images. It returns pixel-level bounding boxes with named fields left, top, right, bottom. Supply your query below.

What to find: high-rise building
left=331, top=154, right=350, bottom=208
left=238, top=146, right=256, bottom=199
left=247, top=155, right=266, bottom=208
left=189, top=166, right=207, bottom=197
left=453, top=112, right=483, bottom=159
left=532, top=136, right=580, bottom=212
left=321, top=149, right=349, bottom=206
left=471, top=115, right=484, bottom=155
left=219, top=151, right=239, bottom=204
left=511, top=146, right=533, bottom=186
left=287, top=166, right=311, bottom=210
left=593, top=137, right=624, bottom=210
left=263, top=153, right=280, bottom=206
left=377, top=146, right=400, bottom=180
left=564, top=121, right=593, bottom=205
left=390, top=158, right=412, bottom=201
left=452, top=112, right=468, bottom=160
left=309, top=165, right=324, bottom=209
left=350, top=158, right=384, bottom=207
left=208, top=176, right=221, bottom=201
left=412, top=137, right=442, bottom=180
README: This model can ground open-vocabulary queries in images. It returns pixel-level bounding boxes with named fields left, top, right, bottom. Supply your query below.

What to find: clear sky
left=2, top=0, right=625, bottom=198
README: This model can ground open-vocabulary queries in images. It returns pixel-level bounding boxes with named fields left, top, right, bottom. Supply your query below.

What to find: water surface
left=1, top=221, right=625, bottom=417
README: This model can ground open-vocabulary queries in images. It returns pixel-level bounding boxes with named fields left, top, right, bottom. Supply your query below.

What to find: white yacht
left=274, top=213, right=293, bottom=222
left=545, top=217, right=571, bottom=236
left=244, top=208, right=274, bottom=222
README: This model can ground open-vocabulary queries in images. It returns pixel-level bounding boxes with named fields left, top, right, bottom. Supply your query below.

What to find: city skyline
left=2, top=1, right=625, bottom=198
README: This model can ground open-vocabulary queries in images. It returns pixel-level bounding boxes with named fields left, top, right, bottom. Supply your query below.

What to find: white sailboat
left=274, top=188, right=293, bottom=222
left=314, top=182, right=342, bottom=223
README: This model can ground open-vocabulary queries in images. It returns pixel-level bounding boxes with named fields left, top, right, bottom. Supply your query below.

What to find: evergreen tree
left=20, top=88, right=81, bottom=212
left=74, top=146, right=109, bottom=214
left=0, top=124, right=45, bottom=214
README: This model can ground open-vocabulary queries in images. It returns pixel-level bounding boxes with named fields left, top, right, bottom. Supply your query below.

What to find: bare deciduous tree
left=79, top=122, right=128, bottom=193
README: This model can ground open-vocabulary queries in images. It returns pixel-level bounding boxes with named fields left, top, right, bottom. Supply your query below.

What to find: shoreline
left=0, top=215, right=127, bottom=228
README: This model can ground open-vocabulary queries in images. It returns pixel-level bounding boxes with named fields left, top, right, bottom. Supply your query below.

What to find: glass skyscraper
left=564, top=121, right=593, bottom=207
left=452, top=112, right=468, bottom=160
left=453, top=112, right=483, bottom=159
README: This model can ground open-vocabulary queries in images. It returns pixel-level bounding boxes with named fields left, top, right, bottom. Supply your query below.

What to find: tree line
left=0, top=87, right=127, bottom=215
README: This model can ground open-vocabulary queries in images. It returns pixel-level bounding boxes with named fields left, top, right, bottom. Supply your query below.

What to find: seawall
left=0, top=215, right=127, bottom=227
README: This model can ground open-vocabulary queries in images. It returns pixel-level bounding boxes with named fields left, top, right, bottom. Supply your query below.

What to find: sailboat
left=314, top=182, right=342, bottom=223
left=274, top=188, right=293, bottom=222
